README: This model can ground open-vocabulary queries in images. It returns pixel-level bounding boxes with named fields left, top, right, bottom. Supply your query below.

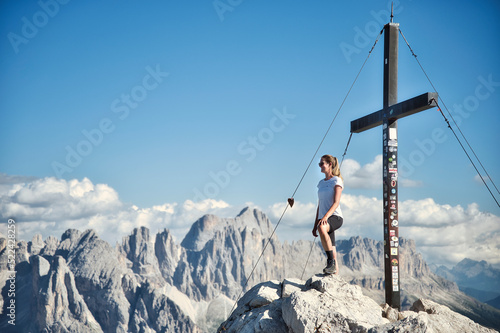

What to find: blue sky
left=1, top=1, right=499, bottom=266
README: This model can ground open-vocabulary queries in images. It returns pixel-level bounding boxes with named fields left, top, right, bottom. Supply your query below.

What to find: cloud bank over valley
left=1, top=170, right=498, bottom=268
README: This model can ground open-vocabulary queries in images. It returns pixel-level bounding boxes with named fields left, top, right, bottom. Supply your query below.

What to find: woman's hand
left=312, top=222, right=318, bottom=237
left=318, top=216, right=328, bottom=226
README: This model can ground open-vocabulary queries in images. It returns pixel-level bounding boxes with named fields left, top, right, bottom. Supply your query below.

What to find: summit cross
left=350, top=18, right=438, bottom=309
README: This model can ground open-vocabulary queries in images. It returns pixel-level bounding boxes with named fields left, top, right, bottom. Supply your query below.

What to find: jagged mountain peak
left=61, top=228, right=81, bottom=242
left=235, top=207, right=273, bottom=235
left=181, top=207, right=273, bottom=251
left=343, top=235, right=381, bottom=248
left=118, top=226, right=163, bottom=281
left=455, top=258, right=492, bottom=275
left=236, top=206, right=251, bottom=216
left=120, top=226, right=154, bottom=257
left=181, top=214, right=225, bottom=251
left=132, top=225, right=151, bottom=239
left=56, top=229, right=100, bottom=259
left=433, top=257, right=500, bottom=297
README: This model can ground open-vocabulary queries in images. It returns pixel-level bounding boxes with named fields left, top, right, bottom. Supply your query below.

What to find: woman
left=312, top=154, right=344, bottom=275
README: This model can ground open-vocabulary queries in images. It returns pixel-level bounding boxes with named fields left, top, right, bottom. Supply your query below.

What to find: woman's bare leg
left=318, top=223, right=333, bottom=251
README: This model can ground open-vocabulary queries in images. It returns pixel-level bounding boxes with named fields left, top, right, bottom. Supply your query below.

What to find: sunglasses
left=319, top=162, right=325, bottom=167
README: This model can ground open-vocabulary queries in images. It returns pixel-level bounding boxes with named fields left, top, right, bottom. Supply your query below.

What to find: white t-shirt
left=317, top=176, right=344, bottom=219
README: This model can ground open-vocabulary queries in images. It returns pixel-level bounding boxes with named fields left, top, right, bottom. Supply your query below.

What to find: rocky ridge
left=0, top=227, right=201, bottom=333
left=0, top=207, right=499, bottom=332
left=220, top=274, right=497, bottom=333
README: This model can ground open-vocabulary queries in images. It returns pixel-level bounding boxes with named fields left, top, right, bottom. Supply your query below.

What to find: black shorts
left=326, top=215, right=343, bottom=246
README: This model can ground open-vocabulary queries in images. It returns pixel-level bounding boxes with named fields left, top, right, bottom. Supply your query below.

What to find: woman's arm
left=318, top=185, right=343, bottom=226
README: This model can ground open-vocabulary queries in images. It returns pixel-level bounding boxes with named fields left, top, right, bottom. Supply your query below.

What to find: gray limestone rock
left=0, top=235, right=7, bottom=272
left=174, top=208, right=286, bottom=302
left=118, top=226, right=164, bottom=286
left=15, top=240, right=29, bottom=266
left=231, top=280, right=282, bottom=319
left=221, top=274, right=390, bottom=333
left=221, top=274, right=498, bottom=333
left=155, top=228, right=182, bottom=285
left=282, top=274, right=390, bottom=332
left=337, top=235, right=500, bottom=329
left=63, top=229, right=134, bottom=332
left=282, top=278, right=306, bottom=298
left=222, top=298, right=288, bottom=333
left=31, top=255, right=102, bottom=332
left=41, top=235, right=60, bottom=256
left=181, top=208, right=273, bottom=252
left=370, top=299, right=498, bottom=333
left=59, top=227, right=202, bottom=333
left=28, top=233, right=45, bottom=256
left=220, top=280, right=287, bottom=333
left=127, top=281, right=202, bottom=333
left=381, top=303, right=399, bottom=322
left=55, top=229, right=82, bottom=258
left=0, top=233, right=5, bottom=254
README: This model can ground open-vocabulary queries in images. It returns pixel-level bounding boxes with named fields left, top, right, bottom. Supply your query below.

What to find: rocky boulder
left=370, top=299, right=498, bottom=332
left=219, top=274, right=498, bottom=333
left=220, top=274, right=389, bottom=332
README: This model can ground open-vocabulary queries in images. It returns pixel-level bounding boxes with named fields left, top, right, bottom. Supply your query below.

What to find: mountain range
left=0, top=207, right=499, bottom=332
left=432, top=258, right=500, bottom=306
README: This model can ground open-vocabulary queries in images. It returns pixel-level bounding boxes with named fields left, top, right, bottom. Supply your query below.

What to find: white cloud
left=340, top=155, right=423, bottom=189
left=0, top=175, right=239, bottom=245
left=341, top=155, right=382, bottom=189
left=1, top=173, right=498, bottom=267
left=1, top=177, right=121, bottom=222
left=266, top=194, right=500, bottom=267
left=398, top=199, right=500, bottom=266
left=474, top=174, right=492, bottom=184
left=267, top=201, right=316, bottom=227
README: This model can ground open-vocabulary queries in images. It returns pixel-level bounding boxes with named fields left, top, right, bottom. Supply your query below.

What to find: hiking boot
left=323, top=259, right=336, bottom=275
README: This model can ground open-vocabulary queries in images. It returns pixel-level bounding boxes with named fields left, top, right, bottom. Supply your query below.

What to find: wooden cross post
left=350, top=19, right=438, bottom=309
